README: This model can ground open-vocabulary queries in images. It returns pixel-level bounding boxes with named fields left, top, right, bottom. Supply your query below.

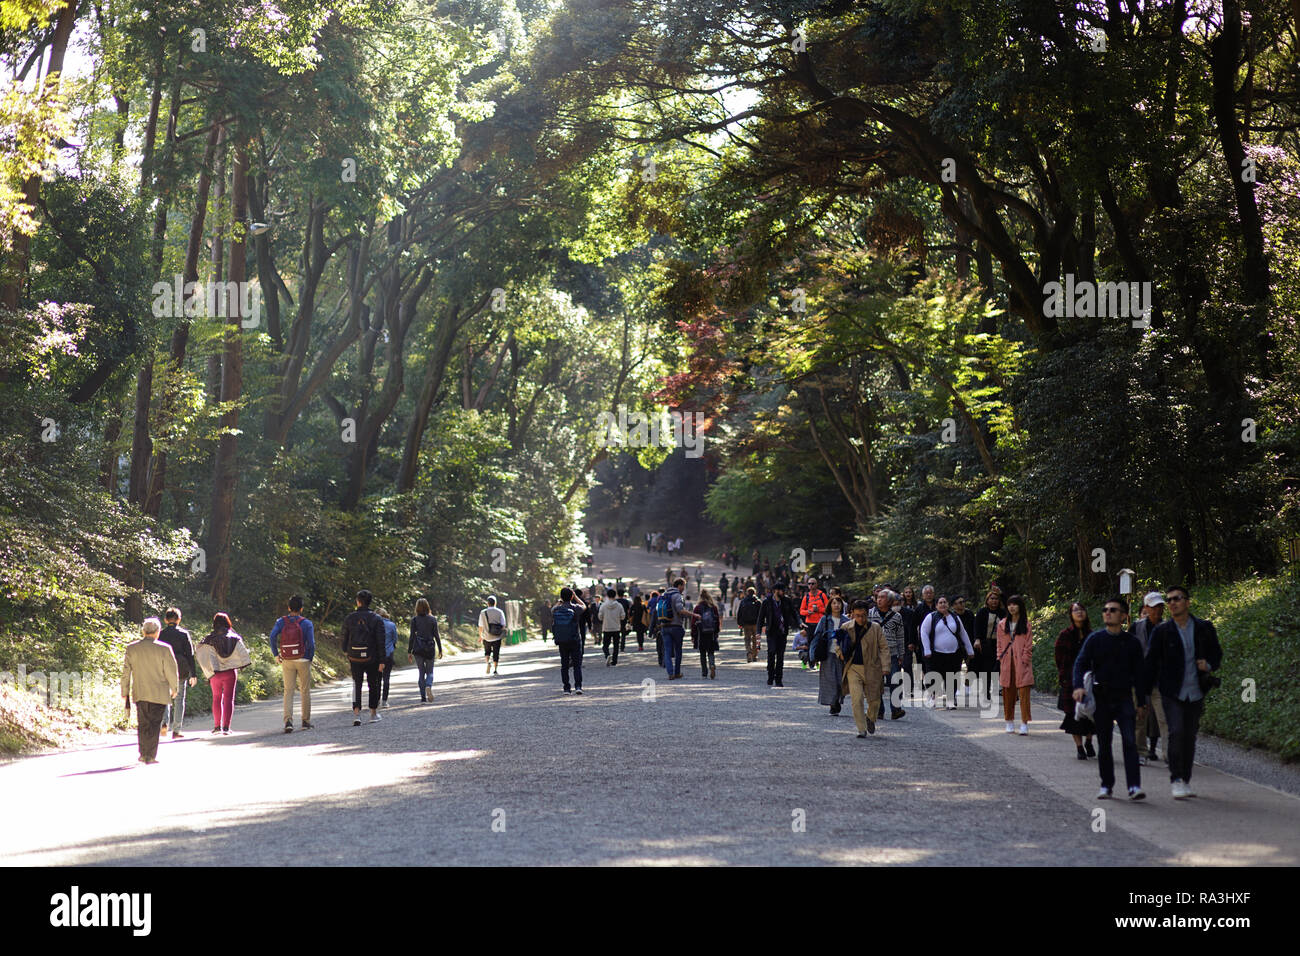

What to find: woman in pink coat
left=997, top=594, right=1034, bottom=735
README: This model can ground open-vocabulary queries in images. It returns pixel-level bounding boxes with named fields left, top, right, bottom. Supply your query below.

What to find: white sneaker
left=1171, top=779, right=1189, bottom=799
left=1184, top=782, right=1196, bottom=797
left=947, top=701, right=958, bottom=710
left=369, top=712, right=383, bottom=723
left=1017, top=722, right=1029, bottom=735
left=1128, top=786, right=1146, bottom=801
left=1097, top=786, right=1112, bottom=799
left=1005, top=721, right=1015, bottom=733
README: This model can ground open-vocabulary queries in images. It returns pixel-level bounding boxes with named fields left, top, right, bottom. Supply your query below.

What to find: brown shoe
left=709, top=665, right=716, bottom=679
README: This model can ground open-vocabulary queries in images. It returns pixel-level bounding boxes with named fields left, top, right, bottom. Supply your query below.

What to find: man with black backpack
left=479, top=596, right=507, bottom=676
left=757, top=583, right=797, bottom=686
left=270, top=595, right=316, bottom=732
left=656, top=577, right=699, bottom=680
left=341, top=589, right=387, bottom=725
left=551, top=587, right=584, bottom=695
left=737, top=586, right=761, bottom=662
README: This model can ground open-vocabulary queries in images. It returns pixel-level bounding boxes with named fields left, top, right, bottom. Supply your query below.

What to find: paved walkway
left=1, top=546, right=1296, bottom=866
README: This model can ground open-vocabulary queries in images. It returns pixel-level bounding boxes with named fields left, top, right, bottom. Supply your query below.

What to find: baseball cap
left=1143, top=591, right=1166, bottom=608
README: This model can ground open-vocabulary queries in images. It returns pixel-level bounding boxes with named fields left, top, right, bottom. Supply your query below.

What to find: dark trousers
left=886, top=654, right=904, bottom=713
left=414, top=654, right=434, bottom=697
left=767, top=635, right=787, bottom=683
left=1094, top=691, right=1141, bottom=791
left=662, top=625, right=684, bottom=677
left=928, top=651, right=962, bottom=701
left=350, top=660, right=381, bottom=711
left=484, top=639, right=501, bottom=663
left=1161, top=695, right=1205, bottom=783
left=558, top=640, right=582, bottom=690
left=700, top=647, right=715, bottom=675
left=602, top=631, right=621, bottom=664
left=654, top=630, right=663, bottom=665
left=381, top=654, right=394, bottom=700
left=136, top=700, right=166, bottom=761
left=634, top=627, right=646, bottom=650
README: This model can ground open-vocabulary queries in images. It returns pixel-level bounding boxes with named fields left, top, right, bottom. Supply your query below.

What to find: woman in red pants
left=200, top=613, right=246, bottom=735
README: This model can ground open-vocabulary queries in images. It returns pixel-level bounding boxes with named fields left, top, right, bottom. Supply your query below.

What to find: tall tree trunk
left=99, top=409, right=123, bottom=492
left=207, top=142, right=249, bottom=607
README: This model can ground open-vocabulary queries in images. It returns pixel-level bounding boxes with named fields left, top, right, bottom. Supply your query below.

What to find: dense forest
left=2, top=0, right=1298, bottom=697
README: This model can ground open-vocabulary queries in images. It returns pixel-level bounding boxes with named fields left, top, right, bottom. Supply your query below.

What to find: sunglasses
left=1166, top=595, right=1187, bottom=602
left=1102, top=607, right=1123, bottom=614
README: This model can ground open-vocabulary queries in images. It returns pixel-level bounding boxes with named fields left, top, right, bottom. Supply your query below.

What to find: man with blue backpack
left=656, top=577, right=699, bottom=680
left=551, top=587, right=585, bottom=695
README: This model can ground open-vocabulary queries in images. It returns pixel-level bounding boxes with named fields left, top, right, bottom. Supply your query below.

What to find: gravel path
left=1, top=547, right=1296, bottom=866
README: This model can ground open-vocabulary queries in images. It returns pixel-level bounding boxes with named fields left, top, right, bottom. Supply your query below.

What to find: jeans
left=633, top=627, right=646, bottom=650
left=767, top=635, right=787, bottom=683
left=381, top=654, right=395, bottom=701
left=164, top=679, right=188, bottom=730
left=135, top=701, right=166, bottom=761
left=350, top=660, right=381, bottom=711
left=1161, top=695, right=1205, bottom=783
left=414, top=654, right=435, bottom=697
left=602, top=632, right=621, bottom=664
left=700, top=647, right=715, bottom=675
left=210, top=668, right=237, bottom=729
left=558, top=640, right=582, bottom=690
left=661, top=626, right=685, bottom=677
left=1094, top=690, right=1141, bottom=790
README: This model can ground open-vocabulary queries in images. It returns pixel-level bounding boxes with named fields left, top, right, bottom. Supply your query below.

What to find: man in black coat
left=341, top=589, right=387, bottom=726
left=757, top=584, right=798, bottom=687
left=1073, top=596, right=1146, bottom=801
left=1144, top=584, right=1223, bottom=799
left=157, top=608, right=198, bottom=738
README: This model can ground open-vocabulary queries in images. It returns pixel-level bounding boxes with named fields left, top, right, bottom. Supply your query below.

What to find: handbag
left=1075, top=670, right=1097, bottom=721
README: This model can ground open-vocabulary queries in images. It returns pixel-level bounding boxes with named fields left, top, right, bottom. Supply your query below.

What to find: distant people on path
left=122, top=617, right=178, bottom=764
left=551, top=588, right=584, bottom=694
left=408, top=597, right=443, bottom=703
left=157, top=608, right=196, bottom=739
left=377, top=607, right=398, bottom=705
left=1133, top=592, right=1168, bottom=764
left=997, top=595, right=1034, bottom=733
left=692, top=590, right=721, bottom=679
left=599, top=588, right=626, bottom=665
left=812, top=595, right=850, bottom=715
left=1144, top=585, right=1223, bottom=800
left=870, top=589, right=907, bottom=720
left=919, top=595, right=973, bottom=709
left=479, top=596, right=507, bottom=676
left=971, top=590, right=1006, bottom=708
left=536, top=599, right=553, bottom=642
left=1073, top=596, right=1146, bottom=801
left=198, top=612, right=249, bottom=735
left=269, top=595, right=315, bottom=732
left=1055, top=602, right=1096, bottom=759
left=757, top=583, right=798, bottom=686
left=342, top=590, right=386, bottom=725
left=839, top=600, right=891, bottom=737
left=656, top=577, right=697, bottom=680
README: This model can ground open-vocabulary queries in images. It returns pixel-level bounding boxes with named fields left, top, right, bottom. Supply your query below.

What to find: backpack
left=412, top=617, right=438, bottom=657
left=655, top=589, right=679, bottom=624
left=344, top=612, right=374, bottom=663
left=699, top=605, right=718, bottom=632
left=551, top=604, right=579, bottom=643
left=279, top=615, right=305, bottom=660
left=485, top=608, right=504, bottom=637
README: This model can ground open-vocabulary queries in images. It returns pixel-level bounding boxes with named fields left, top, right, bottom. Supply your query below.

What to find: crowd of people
left=119, top=567, right=1224, bottom=805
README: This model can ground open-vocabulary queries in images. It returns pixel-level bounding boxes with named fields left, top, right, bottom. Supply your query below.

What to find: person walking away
left=630, top=594, right=648, bottom=650
left=551, top=588, right=584, bottom=694
left=616, top=588, right=632, bottom=652
left=408, top=597, right=443, bottom=703
left=1133, top=592, right=1169, bottom=763
left=656, top=578, right=698, bottom=680
left=693, top=590, right=721, bottom=678
left=870, top=589, right=907, bottom=719
left=997, top=594, right=1034, bottom=732
left=812, top=595, right=850, bottom=715
left=757, top=583, right=797, bottom=686
left=479, top=596, right=507, bottom=675
left=971, top=590, right=1006, bottom=713
left=157, top=608, right=196, bottom=739
left=919, top=596, right=973, bottom=709
left=1073, top=596, right=1146, bottom=800
left=341, top=590, right=387, bottom=725
left=647, top=590, right=662, bottom=665
left=198, top=613, right=249, bottom=734
left=122, top=617, right=178, bottom=764
left=1055, top=602, right=1096, bottom=758
left=269, top=595, right=316, bottom=732
left=737, top=586, right=762, bottom=662
left=1144, top=585, right=1223, bottom=799
left=598, top=588, right=626, bottom=665
left=536, top=599, right=553, bottom=642
left=377, top=608, right=398, bottom=704
left=838, top=600, right=891, bottom=737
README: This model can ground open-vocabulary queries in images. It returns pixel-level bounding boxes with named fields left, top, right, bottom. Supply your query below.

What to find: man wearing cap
left=757, top=583, right=798, bottom=686
left=479, top=595, right=507, bottom=676
left=1133, top=592, right=1169, bottom=763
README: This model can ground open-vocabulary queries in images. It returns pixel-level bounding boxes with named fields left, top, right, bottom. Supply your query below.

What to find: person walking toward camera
left=1073, top=596, right=1146, bottom=801
left=997, top=595, right=1034, bottom=733
left=839, top=600, right=891, bottom=737
left=122, top=617, right=178, bottom=764
left=270, top=595, right=316, bottom=732
left=1144, top=585, right=1223, bottom=799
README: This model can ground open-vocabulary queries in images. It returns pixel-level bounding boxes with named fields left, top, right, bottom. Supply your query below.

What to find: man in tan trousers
left=122, top=617, right=179, bottom=764
left=838, top=599, right=891, bottom=736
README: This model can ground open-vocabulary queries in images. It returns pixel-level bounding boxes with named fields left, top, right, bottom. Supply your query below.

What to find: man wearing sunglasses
left=1144, top=585, right=1223, bottom=799
left=1073, top=596, right=1146, bottom=800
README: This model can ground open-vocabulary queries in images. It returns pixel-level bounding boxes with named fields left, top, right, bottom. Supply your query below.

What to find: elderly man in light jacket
left=122, top=617, right=179, bottom=765
left=838, top=600, right=892, bottom=737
